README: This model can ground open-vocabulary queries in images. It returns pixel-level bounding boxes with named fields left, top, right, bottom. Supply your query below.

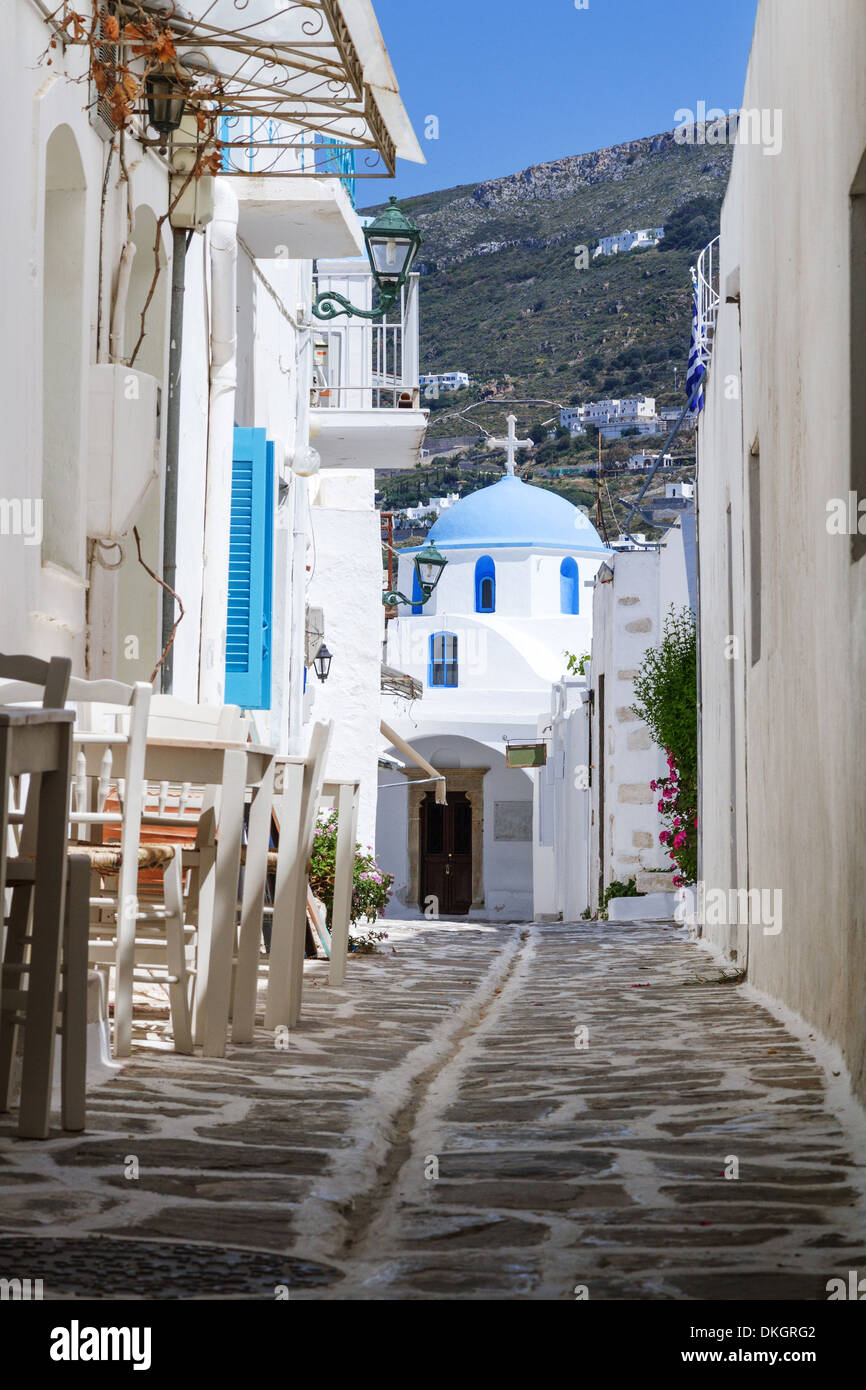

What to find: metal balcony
left=309, top=265, right=427, bottom=470
left=696, top=235, right=721, bottom=369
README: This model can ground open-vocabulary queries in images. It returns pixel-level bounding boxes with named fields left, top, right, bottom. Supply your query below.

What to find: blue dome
left=426, top=475, right=609, bottom=552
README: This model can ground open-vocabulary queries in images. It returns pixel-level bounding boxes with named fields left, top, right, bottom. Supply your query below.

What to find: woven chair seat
left=70, top=842, right=177, bottom=872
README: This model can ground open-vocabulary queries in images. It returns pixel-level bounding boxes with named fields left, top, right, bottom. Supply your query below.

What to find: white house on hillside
left=593, top=227, right=665, bottom=258
left=420, top=371, right=471, bottom=394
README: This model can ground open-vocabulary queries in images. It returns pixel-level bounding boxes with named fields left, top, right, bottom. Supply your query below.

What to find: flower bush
left=308, top=811, right=394, bottom=929
left=632, top=605, right=698, bottom=886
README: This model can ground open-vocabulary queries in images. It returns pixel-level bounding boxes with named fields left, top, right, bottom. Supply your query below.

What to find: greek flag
left=685, top=284, right=707, bottom=412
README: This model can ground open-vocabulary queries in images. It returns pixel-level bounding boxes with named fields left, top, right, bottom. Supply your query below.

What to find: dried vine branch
left=127, top=109, right=221, bottom=368
left=42, top=1, right=224, bottom=366
left=133, top=525, right=185, bottom=683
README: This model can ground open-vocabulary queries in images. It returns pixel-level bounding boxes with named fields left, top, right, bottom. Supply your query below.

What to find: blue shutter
left=225, top=428, right=274, bottom=709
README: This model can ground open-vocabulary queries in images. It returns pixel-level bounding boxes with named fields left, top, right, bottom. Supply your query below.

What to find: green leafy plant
left=603, top=877, right=641, bottom=910
left=565, top=650, right=591, bottom=676
left=632, top=605, right=698, bottom=885
left=349, top=928, right=389, bottom=955
left=308, top=811, right=394, bottom=933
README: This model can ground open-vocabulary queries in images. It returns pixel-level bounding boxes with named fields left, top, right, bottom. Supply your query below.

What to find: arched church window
left=429, top=632, right=458, bottom=687
left=475, top=555, right=496, bottom=612
left=560, top=557, right=580, bottom=614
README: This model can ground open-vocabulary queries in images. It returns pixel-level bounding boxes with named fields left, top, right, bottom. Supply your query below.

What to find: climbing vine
left=632, top=605, right=698, bottom=886
left=40, top=2, right=224, bottom=364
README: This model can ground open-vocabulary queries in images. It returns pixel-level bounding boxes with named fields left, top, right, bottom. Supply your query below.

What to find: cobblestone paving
left=1, top=921, right=864, bottom=1300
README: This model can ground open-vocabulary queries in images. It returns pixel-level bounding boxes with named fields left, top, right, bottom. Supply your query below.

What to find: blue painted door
left=225, top=428, right=274, bottom=710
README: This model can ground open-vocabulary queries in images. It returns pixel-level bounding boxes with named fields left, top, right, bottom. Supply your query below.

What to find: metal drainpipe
left=161, top=225, right=188, bottom=693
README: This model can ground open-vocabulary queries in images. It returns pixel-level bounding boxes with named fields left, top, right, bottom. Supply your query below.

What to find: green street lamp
left=382, top=540, right=447, bottom=610
left=313, top=197, right=422, bottom=321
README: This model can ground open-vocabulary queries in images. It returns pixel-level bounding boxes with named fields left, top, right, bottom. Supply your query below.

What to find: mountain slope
left=364, top=130, right=732, bottom=433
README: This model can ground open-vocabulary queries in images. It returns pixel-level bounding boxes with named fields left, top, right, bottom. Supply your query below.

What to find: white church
left=377, top=424, right=611, bottom=921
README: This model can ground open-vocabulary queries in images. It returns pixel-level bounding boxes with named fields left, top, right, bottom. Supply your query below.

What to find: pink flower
left=673, top=875, right=684, bottom=888
left=658, top=800, right=665, bottom=813
left=673, top=832, right=687, bottom=850
left=673, top=817, right=682, bottom=827
left=659, top=831, right=670, bottom=845
left=650, top=781, right=657, bottom=792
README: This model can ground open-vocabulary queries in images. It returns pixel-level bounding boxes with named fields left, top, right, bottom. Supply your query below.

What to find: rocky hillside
left=364, top=130, right=732, bottom=436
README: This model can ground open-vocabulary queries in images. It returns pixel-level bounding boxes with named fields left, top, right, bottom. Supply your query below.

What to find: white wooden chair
left=320, top=777, right=362, bottom=992
left=264, top=721, right=333, bottom=1032
left=0, top=654, right=89, bottom=1136
left=146, top=694, right=254, bottom=744
left=66, top=678, right=192, bottom=1058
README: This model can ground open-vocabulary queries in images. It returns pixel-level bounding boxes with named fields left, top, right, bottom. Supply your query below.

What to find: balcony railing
left=311, top=269, right=421, bottom=411
left=218, top=119, right=358, bottom=197
left=696, top=235, right=721, bottom=369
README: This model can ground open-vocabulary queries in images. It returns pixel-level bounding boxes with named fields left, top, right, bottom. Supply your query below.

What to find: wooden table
left=75, top=735, right=276, bottom=1059
left=320, top=778, right=361, bottom=991
left=0, top=709, right=74, bottom=1137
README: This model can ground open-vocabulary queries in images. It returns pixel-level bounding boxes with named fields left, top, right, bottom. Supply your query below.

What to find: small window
left=475, top=555, right=496, bottom=612
left=429, top=632, right=458, bottom=687
left=560, top=557, right=579, bottom=614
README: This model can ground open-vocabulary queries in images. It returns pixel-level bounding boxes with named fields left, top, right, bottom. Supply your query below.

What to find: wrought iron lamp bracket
left=382, top=586, right=432, bottom=609
left=312, top=288, right=399, bottom=321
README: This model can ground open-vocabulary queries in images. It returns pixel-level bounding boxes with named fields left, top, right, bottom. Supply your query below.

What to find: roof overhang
left=141, top=0, right=423, bottom=177
left=381, top=664, right=423, bottom=701
left=310, top=407, right=428, bottom=469
left=235, top=175, right=364, bottom=258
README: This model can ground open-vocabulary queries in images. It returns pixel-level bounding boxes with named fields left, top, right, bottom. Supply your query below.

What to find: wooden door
left=420, top=791, right=473, bottom=916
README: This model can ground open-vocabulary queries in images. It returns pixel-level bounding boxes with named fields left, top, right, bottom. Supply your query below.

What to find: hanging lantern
left=145, top=65, right=189, bottom=152
left=313, top=643, right=333, bottom=683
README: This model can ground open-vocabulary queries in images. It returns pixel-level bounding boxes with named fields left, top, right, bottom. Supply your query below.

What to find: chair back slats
left=0, top=654, right=71, bottom=709
left=67, top=677, right=140, bottom=708
left=147, top=694, right=251, bottom=744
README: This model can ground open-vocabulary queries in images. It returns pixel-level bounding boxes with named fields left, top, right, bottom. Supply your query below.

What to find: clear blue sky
left=366, top=0, right=759, bottom=204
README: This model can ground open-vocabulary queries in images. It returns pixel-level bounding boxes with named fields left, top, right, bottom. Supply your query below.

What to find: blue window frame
left=560, top=557, right=579, bottom=614
left=429, top=632, right=458, bottom=687
left=475, top=554, right=496, bottom=612
left=225, top=427, right=274, bottom=709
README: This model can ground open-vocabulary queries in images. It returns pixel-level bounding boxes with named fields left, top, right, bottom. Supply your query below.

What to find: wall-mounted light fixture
left=145, top=64, right=190, bottom=153
left=382, top=541, right=448, bottom=610
left=312, top=198, right=422, bottom=321
left=313, top=642, right=333, bottom=683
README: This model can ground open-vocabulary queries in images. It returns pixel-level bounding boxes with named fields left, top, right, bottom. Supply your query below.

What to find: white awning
left=380, top=720, right=447, bottom=804
left=153, top=0, right=423, bottom=172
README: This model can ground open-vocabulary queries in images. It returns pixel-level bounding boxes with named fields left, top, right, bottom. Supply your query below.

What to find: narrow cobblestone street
left=2, top=921, right=865, bottom=1300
